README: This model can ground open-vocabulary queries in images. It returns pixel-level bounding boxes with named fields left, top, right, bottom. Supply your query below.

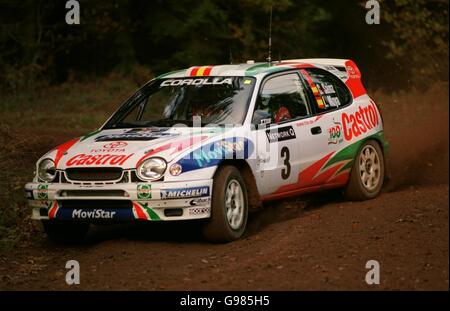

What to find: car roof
left=156, top=58, right=352, bottom=80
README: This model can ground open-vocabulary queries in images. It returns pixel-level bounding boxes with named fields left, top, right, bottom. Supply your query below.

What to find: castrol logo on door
left=342, top=101, right=379, bottom=141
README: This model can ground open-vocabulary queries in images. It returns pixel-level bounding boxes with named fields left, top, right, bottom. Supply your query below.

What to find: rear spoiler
left=283, top=58, right=367, bottom=98
left=284, top=58, right=348, bottom=67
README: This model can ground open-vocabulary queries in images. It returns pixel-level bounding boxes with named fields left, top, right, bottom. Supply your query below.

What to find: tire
left=202, top=166, right=248, bottom=243
left=42, top=220, right=90, bottom=244
left=345, top=140, right=385, bottom=201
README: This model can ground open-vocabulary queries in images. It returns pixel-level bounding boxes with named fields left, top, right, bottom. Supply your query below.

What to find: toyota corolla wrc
left=25, top=58, right=389, bottom=243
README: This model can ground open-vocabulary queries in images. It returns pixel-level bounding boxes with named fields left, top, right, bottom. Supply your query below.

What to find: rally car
left=25, top=58, right=389, bottom=243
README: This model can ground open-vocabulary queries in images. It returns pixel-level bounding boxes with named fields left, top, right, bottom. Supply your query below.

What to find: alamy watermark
left=365, top=0, right=380, bottom=25
left=365, top=260, right=380, bottom=285
left=66, top=1, right=379, bottom=26
left=65, top=260, right=80, bottom=285
left=65, top=0, right=80, bottom=25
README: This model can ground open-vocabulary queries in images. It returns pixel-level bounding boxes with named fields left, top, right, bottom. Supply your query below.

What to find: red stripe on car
left=136, top=135, right=210, bottom=167
left=54, top=138, right=80, bottom=168
left=132, top=202, right=148, bottom=220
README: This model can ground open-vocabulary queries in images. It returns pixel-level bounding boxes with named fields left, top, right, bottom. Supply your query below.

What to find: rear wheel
left=42, top=220, right=90, bottom=244
left=202, top=166, right=248, bottom=243
left=345, top=140, right=385, bottom=201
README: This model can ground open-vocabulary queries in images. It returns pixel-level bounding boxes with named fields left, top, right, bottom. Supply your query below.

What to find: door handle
left=311, top=126, right=322, bottom=135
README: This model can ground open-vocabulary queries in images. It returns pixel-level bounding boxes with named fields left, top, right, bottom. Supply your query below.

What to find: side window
left=252, top=73, right=311, bottom=126
left=300, top=68, right=352, bottom=112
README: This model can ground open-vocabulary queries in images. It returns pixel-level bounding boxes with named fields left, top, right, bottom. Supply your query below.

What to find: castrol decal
left=342, top=101, right=379, bottom=141
left=66, top=154, right=134, bottom=166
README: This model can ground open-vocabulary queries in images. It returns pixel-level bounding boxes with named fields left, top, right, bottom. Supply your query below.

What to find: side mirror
left=252, top=110, right=272, bottom=129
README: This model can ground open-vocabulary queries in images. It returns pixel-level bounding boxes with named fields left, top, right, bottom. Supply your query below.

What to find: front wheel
left=42, top=220, right=90, bottom=244
left=202, top=166, right=248, bottom=243
left=345, top=140, right=385, bottom=201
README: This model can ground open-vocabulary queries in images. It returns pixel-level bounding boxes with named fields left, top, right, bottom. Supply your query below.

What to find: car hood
left=50, top=127, right=226, bottom=170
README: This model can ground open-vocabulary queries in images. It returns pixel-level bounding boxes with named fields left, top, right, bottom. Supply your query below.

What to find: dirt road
left=0, top=84, right=448, bottom=291
left=0, top=183, right=448, bottom=290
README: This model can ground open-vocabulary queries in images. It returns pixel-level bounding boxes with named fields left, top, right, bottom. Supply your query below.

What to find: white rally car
left=25, top=59, right=389, bottom=243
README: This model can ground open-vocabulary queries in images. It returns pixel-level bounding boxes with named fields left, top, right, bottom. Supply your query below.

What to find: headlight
left=38, top=159, right=56, bottom=182
left=136, top=158, right=167, bottom=181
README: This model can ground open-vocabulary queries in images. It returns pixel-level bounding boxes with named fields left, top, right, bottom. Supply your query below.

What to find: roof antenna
left=229, top=48, right=233, bottom=64
left=266, top=6, right=273, bottom=66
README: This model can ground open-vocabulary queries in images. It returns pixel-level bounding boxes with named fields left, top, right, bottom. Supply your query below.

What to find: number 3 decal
left=281, top=146, right=291, bottom=179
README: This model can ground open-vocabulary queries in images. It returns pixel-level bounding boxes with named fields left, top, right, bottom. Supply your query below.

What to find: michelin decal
left=160, top=186, right=210, bottom=200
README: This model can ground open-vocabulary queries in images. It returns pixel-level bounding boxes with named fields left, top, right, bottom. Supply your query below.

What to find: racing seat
left=270, top=93, right=309, bottom=123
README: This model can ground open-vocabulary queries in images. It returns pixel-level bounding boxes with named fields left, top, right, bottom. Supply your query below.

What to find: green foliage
left=0, top=0, right=447, bottom=92
left=380, top=0, right=449, bottom=85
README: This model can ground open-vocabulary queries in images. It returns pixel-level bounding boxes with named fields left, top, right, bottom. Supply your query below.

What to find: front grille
left=60, top=190, right=127, bottom=197
left=60, top=200, right=132, bottom=209
left=65, top=168, right=123, bottom=181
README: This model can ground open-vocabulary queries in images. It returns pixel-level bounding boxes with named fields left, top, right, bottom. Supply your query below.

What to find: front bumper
left=24, top=180, right=213, bottom=222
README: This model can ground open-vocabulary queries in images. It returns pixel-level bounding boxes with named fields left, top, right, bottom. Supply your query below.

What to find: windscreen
left=103, top=76, right=256, bottom=129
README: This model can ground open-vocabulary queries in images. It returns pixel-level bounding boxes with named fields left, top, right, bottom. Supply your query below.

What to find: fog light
left=25, top=190, right=33, bottom=199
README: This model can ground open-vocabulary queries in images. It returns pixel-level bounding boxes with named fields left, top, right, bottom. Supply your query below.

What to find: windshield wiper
left=143, top=118, right=191, bottom=127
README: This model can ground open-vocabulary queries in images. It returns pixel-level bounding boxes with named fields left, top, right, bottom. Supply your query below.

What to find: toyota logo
left=103, top=142, right=128, bottom=149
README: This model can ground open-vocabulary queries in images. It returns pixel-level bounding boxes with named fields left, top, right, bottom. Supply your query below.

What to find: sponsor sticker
left=265, top=126, right=296, bottom=143
left=66, top=153, right=134, bottom=166
left=72, top=209, right=116, bottom=219
left=160, top=186, right=210, bottom=200
left=137, top=184, right=152, bottom=199
left=160, top=77, right=232, bottom=87
left=103, top=142, right=128, bottom=149
left=176, top=137, right=254, bottom=173
left=346, top=65, right=361, bottom=79
left=56, top=207, right=135, bottom=221
left=342, top=101, right=379, bottom=141
left=296, top=119, right=316, bottom=127
left=95, top=128, right=175, bottom=142
left=90, top=141, right=128, bottom=153
left=327, top=119, right=344, bottom=145
left=189, top=197, right=211, bottom=206
left=188, top=207, right=211, bottom=216
left=37, top=184, right=49, bottom=200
